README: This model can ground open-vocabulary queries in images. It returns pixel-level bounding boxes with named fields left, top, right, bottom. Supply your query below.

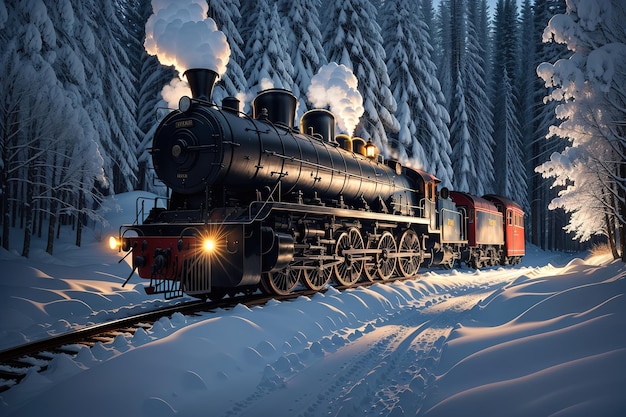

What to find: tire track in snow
left=225, top=272, right=514, bottom=417
left=224, top=300, right=463, bottom=417
left=325, top=309, right=456, bottom=417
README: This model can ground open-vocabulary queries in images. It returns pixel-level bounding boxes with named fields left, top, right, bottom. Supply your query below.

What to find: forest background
left=1, top=0, right=625, bottom=260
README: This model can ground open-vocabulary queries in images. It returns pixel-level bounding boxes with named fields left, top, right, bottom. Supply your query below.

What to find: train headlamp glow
left=108, top=236, right=120, bottom=251
left=202, top=238, right=216, bottom=252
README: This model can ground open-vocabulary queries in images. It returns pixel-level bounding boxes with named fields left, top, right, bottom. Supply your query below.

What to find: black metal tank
left=151, top=69, right=419, bottom=211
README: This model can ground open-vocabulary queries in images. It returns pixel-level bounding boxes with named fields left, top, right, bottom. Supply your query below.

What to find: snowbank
left=1, top=192, right=624, bottom=416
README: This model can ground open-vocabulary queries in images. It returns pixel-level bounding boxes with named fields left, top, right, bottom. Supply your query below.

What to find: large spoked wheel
left=302, top=261, right=331, bottom=291
left=363, top=236, right=378, bottom=282
left=398, top=229, right=422, bottom=277
left=376, top=231, right=397, bottom=280
left=333, top=228, right=364, bottom=286
left=261, top=267, right=300, bottom=295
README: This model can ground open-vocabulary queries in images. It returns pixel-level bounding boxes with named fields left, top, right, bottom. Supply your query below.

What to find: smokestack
left=183, top=68, right=219, bottom=101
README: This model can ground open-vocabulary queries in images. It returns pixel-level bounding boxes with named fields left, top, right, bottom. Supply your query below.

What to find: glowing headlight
left=108, top=236, right=120, bottom=251
left=203, top=239, right=216, bottom=252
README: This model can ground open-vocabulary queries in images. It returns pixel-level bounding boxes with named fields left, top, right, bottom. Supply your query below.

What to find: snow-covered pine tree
left=501, top=68, right=526, bottom=205
left=516, top=0, right=541, bottom=242
left=133, top=0, right=175, bottom=192
left=321, top=0, right=399, bottom=154
left=279, top=0, right=326, bottom=119
left=420, top=0, right=436, bottom=48
left=531, top=0, right=569, bottom=250
left=88, top=0, right=140, bottom=193
left=43, top=0, right=108, bottom=253
left=381, top=0, right=422, bottom=163
left=381, top=0, right=452, bottom=187
left=0, top=0, right=6, bottom=36
left=434, top=0, right=453, bottom=107
left=517, top=0, right=536, bottom=165
left=0, top=0, right=105, bottom=256
left=463, top=0, right=494, bottom=195
left=243, top=0, right=294, bottom=99
left=208, top=0, right=247, bottom=104
left=491, top=0, right=526, bottom=205
left=450, top=71, right=474, bottom=191
left=536, top=0, right=626, bottom=260
left=2, top=1, right=52, bottom=255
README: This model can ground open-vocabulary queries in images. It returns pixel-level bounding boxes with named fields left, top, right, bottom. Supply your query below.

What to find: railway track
left=0, top=279, right=395, bottom=393
left=0, top=271, right=420, bottom=394
left=0, top=291, right=281, bottom=393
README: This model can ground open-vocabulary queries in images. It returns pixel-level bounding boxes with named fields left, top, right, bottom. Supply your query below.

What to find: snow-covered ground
left=1, top=192, right=624, bottom=416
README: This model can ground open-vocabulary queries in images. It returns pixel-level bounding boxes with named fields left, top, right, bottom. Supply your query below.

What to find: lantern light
left=365, top=140, right=376, bottom=159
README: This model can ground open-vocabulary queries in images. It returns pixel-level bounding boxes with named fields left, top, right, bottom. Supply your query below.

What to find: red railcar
left=483, top=195, right=525, bottom=263
left=449, top=191, right=525, bottom=267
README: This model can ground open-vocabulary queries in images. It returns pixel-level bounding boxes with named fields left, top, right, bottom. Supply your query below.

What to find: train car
left=434, top=189, right=466, bottom=268
left=483, top=195, right=525, bottom=264
left=449, top=191, right=504, bottom=268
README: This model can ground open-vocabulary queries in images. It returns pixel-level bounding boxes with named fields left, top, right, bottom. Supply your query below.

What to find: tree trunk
left=21, top=188, right=33, bottom=258
left=1, top=181, right=9, bottom=250
left=75, top=189, right=84, bottom=247
left=617, top=154, right=626, bottom=262
left=614, top=193, right=626, bottom=262
left=619, top=224, right=626, bottom=262
left=46, top=199, right=57, bottom=255
left=604, top=211, right=618, bottom=259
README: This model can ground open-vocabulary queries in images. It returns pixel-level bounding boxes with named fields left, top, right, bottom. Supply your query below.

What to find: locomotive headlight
left=108, top=236, right=132, bottom=251
left=108, top=236, right=120, bottom=251
left=202, top=238, right=216, bottom=253
left=179, top=95, right=192, bottom=112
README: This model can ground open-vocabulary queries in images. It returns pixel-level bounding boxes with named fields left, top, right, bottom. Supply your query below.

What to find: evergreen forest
left=1, top=0, right=625, bottom=260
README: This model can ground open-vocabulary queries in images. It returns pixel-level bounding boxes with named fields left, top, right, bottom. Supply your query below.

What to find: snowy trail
left=3, top=193, right=625, bottom=416
left=4, top=238, right=625, bottom=417
left=210, top=273, right=514, bottom=417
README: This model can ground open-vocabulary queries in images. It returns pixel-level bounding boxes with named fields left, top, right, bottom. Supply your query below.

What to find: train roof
left=403, top=164, right=440, bottom=183
left=449, top=191, right=499, bottom=212
left=483, top=194, right=524, bottom=213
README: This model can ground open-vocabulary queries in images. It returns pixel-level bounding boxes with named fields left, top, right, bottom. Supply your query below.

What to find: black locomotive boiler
left=112, top=68, right=523, bottom=299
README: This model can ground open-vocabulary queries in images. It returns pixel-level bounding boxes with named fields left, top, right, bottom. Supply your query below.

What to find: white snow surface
left=1, top=192, right=625, bottom=416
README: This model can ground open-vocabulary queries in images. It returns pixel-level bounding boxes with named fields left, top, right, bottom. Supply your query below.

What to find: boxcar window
left=507, top=210, right=513, bottom=226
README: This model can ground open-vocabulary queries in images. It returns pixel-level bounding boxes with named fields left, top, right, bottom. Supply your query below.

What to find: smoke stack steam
left=144, top=0, right=230, bottom=103
left=307, top=63, right=364, bottom=137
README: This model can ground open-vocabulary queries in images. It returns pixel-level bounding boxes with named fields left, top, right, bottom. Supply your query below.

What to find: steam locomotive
left=111, top=69, right=524, bottom=299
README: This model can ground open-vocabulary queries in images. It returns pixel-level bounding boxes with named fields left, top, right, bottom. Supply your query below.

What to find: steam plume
left=307, top=63, right=364, bottom=137
left=145, top=0, right=231, bottom=106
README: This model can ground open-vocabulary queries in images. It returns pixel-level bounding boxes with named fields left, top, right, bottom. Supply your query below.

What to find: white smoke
left=145, top=0, right=231, bottom=106
left=307, top=63, right=364, bottom=137
left=145, top=0, right=230, bottom=75
left=160, top=77, right=191, bottom=108
left=259, top=78, right=275, bottom=92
